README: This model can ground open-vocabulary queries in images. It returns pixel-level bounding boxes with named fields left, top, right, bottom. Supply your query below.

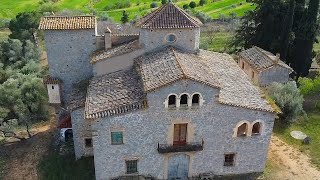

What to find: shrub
left=267, top=82, right=304, bottom=123
left=121, top=11, right=129, bottom=24
left=199, top=40, right=209, bottom=50
left=194, top=11, right=212, bottom=23
left=199, top=0, right=207, bottom=6
left=0, top=19, right=10, bottom=28
left=162, top=0, right=168, bottom=5
left=298, top=76, right=320, bottom=96
left=183, top=4, right=189, bottom=9
left=189, top=1, right=197, bottom=8
left=150, top=2, right=158, bottom=8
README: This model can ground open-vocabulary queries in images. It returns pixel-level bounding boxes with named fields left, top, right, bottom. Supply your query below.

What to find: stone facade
left=92, top=80, right=274, bottom=180
left=46, top=84, right=61, bottom=104
left=259, top=65, right=292, bottom=86
left=44, top=29, right=95, bottom=102
left=71, top=108, right=93, bottom=158
left=139, top=28, right=200, bottom=52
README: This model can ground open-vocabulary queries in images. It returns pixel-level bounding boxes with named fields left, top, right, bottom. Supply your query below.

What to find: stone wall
left=91, top=80, right=275, bottom=180
left=238, top=58, right=259, bottom=85
left=259, top=65, right=292, bottom=86
left=139, top=28, right=200, bottom=52
left=44, top=29, right=95, bottom=103
left=46, top=84, right=61, bottom=104
left=71, top=108, right=93, bottom=159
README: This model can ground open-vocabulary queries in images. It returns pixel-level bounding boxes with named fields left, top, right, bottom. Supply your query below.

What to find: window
left=126, top=160, right=138, bottom=174
left=180, top=94, right=188, bottom=107
left=168, top=95, right=177, bottom=107
left=173, top=124, right=187, bottom=145
left=52, top=86, right=55, bottom=90
left=166, top=34, right=177, bottom=43
left=237, top=123, right=248, bottom=137
left=85, top=138, right=92, bottom=147
left=111, top=131, right=123, bottom=145
left=224, top=153, right=235, bottom=166
left=252, top=122, right=261, bottom=135
left=192, top=94, right=200, bottom=105
left=241, top=62, right=244, bottom=69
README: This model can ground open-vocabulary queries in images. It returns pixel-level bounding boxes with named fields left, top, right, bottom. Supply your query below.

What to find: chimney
left=105, top=27, right=112, bottom=50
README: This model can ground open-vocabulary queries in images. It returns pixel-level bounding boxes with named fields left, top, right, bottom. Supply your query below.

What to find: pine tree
left=121, top=11, right=129, bottom=24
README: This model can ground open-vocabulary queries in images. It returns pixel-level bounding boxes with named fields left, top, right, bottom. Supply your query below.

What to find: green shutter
left=111, top=132, right=123, bottom=145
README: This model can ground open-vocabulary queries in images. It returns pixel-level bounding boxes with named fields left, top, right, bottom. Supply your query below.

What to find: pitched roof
left=90, top=39, right=141, bottom=63
left=85, top=68, right=147, bottom=119
left=39, top=16, right=96, bottom=30
left=68, top=80, right=89, bottom=111
left=137, top=2, right=202, bottom=29
left=134, top=47, right=220, bottom=92
left=135, top=47, right=273, bottom=112
left=43, top=76, right=61, bottom=84
left=239, top=46, right=293, bottom=71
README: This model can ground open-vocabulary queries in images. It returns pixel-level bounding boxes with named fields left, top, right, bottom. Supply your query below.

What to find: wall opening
left=237, top=123, right=248, bottom=137
left=180, top=94, right=188, bottom=107
left=168, top=95, right=177, bottom=107
left=224, top=153, right=235, bottom=166
left=252, top=122, right=261, bottom=135
left=192, top=94, right=200, bottom=105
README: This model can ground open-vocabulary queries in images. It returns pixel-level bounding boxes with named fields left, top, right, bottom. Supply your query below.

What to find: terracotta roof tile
left=239, top=46, right=293, bottom=71
left=85, top=68, right=147, bottom=119
left=91, top=40, right=141, bottom=63
left=39, top=16, right=96, bottom=30
left=137, top=3, right=202, bottom=29
left=43, top=76, right=61, bottom=84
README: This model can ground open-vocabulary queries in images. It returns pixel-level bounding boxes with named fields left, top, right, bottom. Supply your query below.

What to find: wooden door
left=173, top=124, right=187, bottom=145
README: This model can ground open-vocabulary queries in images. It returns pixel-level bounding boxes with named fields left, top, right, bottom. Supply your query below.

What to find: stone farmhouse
left=40, top=2, right=277, bottom=180
left=239, top=46, right=293, bottom=86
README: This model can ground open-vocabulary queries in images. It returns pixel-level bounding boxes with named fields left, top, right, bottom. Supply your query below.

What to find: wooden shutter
left=173, top=124, right=187, bottom=145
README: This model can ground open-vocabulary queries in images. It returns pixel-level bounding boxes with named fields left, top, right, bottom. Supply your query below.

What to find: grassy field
left=200, top=31, right=234, bottom=52
left=274, top=112, right=320, bottom=169
left=0, top=0, right=255, bottom=21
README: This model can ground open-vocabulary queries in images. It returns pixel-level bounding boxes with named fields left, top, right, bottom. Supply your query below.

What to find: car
left=60, top=128, right=73, bottom=142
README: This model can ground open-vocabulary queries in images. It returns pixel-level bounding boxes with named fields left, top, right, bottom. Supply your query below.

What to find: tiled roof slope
left=43, top=76, right=61, bottom=84
left=135, top=47, right=273, bottom=112
left=85, top=68, right=147, bottom=119
left=91, top=40, right=141, bottom=63
left=137, top=2, right=202, bottom=29
left=239, top=46, right=293, bottom=71
left=199, top=50, right=273, bottom=112
left=68, top=80, right=90, bottom=111
left=134, top=47, right=220, bottom=92
left=39, top=16, right=96, bottom=30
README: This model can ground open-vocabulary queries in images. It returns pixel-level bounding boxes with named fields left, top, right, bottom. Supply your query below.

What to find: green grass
left=38, top=151, right=95, bottom=180
left=0, top=0, right=255, bottom=22
left=200, top=31, right=234, bottom=52
left=0, top=28, right=10, bottom=42
left=273, top=112, right=320, bottom=169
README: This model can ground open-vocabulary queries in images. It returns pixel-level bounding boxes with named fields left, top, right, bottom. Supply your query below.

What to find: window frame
left=111, top=131, right=124, bottom=145
left=166, top=34, right=177, bottom=43
left=224, top=153, right=236, bottom=166
left=126, top=160, right=138, bottom=174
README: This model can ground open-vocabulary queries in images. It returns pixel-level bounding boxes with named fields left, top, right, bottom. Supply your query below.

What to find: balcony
left=157, top=140, right=204, bottom=154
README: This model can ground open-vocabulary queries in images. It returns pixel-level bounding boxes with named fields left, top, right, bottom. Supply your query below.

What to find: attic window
left=166, top=34, right=177, bottom=43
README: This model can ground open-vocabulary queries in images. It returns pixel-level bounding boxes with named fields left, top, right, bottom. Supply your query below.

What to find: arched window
left=252, top=122, right=261, bottom=135
left=237, top=123, right=248, bottom=137
left=192, top=94, right=200, bottom=105
left=168, top=95, right=177, bottom=107
left=180, top=94, right=188, bottom=107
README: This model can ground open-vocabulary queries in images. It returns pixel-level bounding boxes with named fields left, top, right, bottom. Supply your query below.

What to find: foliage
left=161, top=0, right=168, bottom=5
left=9, top=12, right=41, bottom=42
left=267, top=82, right=304, bottom=123
left=103, top=0, right=131, bottom=11
left=38, top=2, right=58, bottom=13
left=194, top=11, right=212, bottom=23
left=183, top=4, right=189, bottom=9
left=199, top=0, right=207, bottom=6
left=120, top=11, right=129, bottom=24
left=150, top=2, right=158, bottom=8
left=189, top=1, right=197, bottom=8
left=298, top=76, right=320, bottom=96
left=0, top=19, right=10, bottom=28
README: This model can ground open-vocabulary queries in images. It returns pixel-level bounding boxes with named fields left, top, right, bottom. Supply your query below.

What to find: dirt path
left=0, top=112, right=56, bottom=180
left=267, top=135, right=320, bottom=180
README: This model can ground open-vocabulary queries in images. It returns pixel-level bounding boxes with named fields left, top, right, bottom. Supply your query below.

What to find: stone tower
left=137, top=2, right=202, bottom=52
left=39, top=16, right=97, bottom=103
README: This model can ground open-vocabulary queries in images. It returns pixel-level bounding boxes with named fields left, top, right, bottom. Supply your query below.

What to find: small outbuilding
left=239, top=46, right=293, bottom=86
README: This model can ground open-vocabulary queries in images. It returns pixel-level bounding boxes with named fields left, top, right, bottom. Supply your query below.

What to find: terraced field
left=0, top=0, right=255, bottom=21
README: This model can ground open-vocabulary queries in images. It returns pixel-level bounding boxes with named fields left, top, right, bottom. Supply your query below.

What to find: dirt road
left=267, top=136, right=320, bottom=180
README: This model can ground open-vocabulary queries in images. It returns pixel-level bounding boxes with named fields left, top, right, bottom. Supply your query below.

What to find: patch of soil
left=267, top=135, right=320, bottom=180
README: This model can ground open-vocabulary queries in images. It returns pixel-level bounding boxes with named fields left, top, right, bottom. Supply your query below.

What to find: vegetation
left=266, top=82, right=304, bottom=123
left=298, top=76, right=320, bottom=96
left=232, top=0, right=319, bottom=79
left=0, top=29, right=10, bottom=42
left=120, top=11, right=129, bottom=24
left=189, top=1, right=197, bottom=8
left=274, top=113, right=320, bottom=168
left=200, top=31, right=233, bottom=52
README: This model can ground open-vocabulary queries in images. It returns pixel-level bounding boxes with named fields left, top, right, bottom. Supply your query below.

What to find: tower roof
left=39, top=16, right=96, bottom=30
left=137, top=2, right=202, bottom=29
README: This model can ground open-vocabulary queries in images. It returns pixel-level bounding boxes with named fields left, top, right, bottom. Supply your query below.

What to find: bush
left=150, top=2, right=158, bottom=8
left=194, top=11, right=212, bottom=23
left=162, top=0, right=168, bottom=5
left=189, top=1, right=197, bottom=8
left=38, top=2, right=58, bottom=13
left=267, top=82, right=304, bottom=123
left=183, top=4, right=189, bottom=9
left=200, top=40, right=209, bottom=50
left=0, top=19, right=10, bottom=28
left=298, top=76, right=320, bottom=96
left=199, top=0, right=207, bottom=6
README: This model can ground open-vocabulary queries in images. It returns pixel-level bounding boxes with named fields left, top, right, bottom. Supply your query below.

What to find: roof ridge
left=254, top=46, right=276, bottom=64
